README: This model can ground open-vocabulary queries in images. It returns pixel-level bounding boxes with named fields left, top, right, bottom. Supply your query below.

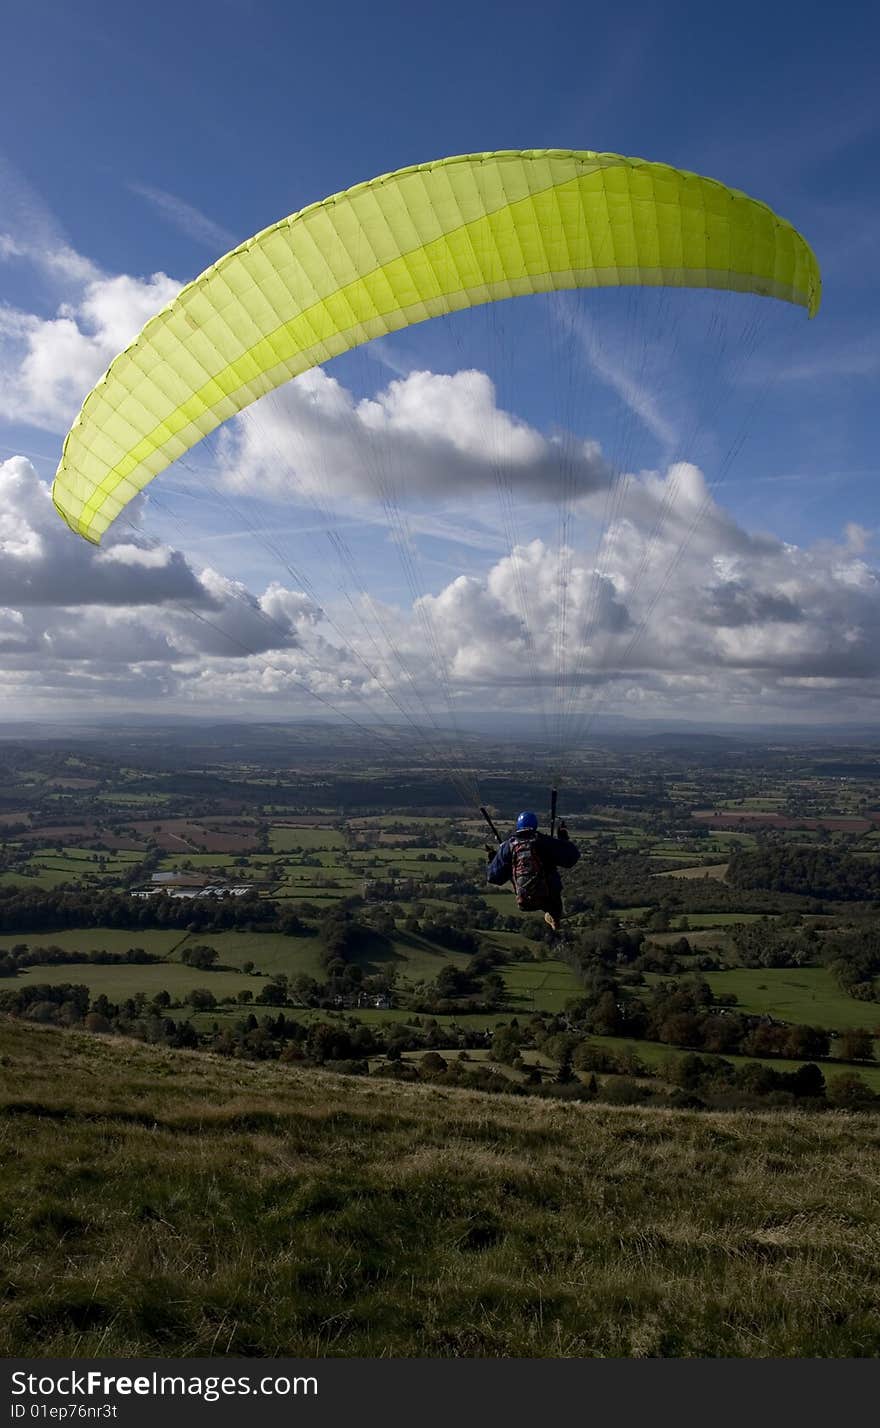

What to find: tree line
left=2, top=982, right=875, bottom=1112
left=727, top=844, right=880, bottom=901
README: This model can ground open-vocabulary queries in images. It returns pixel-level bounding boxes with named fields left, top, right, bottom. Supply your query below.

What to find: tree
left=291, top=974, right=319, bottom=1002
left=260, top=976, right=289, bottom=1006
left=84, top=1011, right=112, bottom=1034
left=181, top=943, right=218, bottom=970
left=839, top=1028, right=875, bottom=1062
left=186, top=988, right=216, bottom=1010
left=174, top=1020, right=199, bottom=1049
left=589, top=991, right=623, bottom=1037
left=828, top=1072, right=876, bottom=1108
left=306, top=1022, right=354, bottom=1064
left=787, top=1062, right=825, bottom=1099
left=279, top=909, right=308, bottom=936
left=435, top=965, right=473, bottom=998
left=783, top=1024, right=830, bottom=1060
left=491, top=1026, right=521, bottom=1065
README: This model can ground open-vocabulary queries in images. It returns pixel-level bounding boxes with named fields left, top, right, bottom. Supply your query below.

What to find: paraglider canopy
left=52, top=148, right=821, bottom=545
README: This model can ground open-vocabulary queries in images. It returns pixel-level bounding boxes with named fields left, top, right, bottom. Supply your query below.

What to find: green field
left=502, top=960, right=584, bottom=1012
left=0, top=928, right=185, bottom=957
left=702, top=967, right=880, bottom=1034
left=638, top=965, right=880, bottom=1037
left=275, top=868, right=360, bottom=890
left=367, top=930, right=474, bottom=983
left=26, top=847, right=143, bottom=863
left=273, top=885, right=353, bottom=902
left=0, top=865, right=88, bottom=889
left=698, top=832, right=759, bottom=849
left=348, top=815, right=455, bottom=828
left=15, top=962, right=263, bottom=1001
left=646, top=929, right=731, bottom=950
left=5, top=769, right=880, bottom=1130
left=349, top=847, right=473, bottom=869
left=175, top=929, right=328, bottom=980
left=4, top=851, right=143, bottom=891
left=157, top=853, right=239, bottom=869
left=658, top=863, right=729, bottom=880
left=189, top=1006, right=513, bottom=1032
left=0, top=873, right=36, bottom=888
left=268, top=826, right=346, bottom=851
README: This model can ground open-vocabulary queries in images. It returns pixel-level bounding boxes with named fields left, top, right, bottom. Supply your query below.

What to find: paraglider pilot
left=486, top=811, right=580, bottom=932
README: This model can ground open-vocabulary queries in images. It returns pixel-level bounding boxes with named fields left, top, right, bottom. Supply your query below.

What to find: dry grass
left=2, top=1020, right=880, bottom=1358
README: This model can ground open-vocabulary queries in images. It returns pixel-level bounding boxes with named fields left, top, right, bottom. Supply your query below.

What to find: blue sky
left=0, top=0, right=878, bottom=731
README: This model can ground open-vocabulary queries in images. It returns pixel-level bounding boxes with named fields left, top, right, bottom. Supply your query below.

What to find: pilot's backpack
left=509, top=832, right=550, bottom=910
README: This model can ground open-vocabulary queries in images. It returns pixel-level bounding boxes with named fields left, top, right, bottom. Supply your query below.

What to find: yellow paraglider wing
left=53, top=148, right=821, bottom=543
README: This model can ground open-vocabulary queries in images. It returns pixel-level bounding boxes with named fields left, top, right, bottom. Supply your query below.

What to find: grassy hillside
left=2, top=1020, right=880, bottom=1358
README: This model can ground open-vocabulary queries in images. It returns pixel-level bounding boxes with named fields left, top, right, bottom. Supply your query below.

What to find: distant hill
left=4, top=713, right=880, bottom=748
left=624, top=731, right=747, bottom=752
left=2, top=1020, right=879, bottom=1358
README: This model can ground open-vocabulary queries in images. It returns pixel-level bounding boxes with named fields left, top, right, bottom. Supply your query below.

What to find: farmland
left=2, top=724, right=880, bottom=1100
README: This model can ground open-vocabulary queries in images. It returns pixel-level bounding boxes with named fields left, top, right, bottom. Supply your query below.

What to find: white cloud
left=384, top=465, right=880, bottom=723
left=0, top=459, right=313, bottom=714
left=0, top=457, right=206, bottom=606
left=0, top=156, right=101, bottom=289
left=220, top=366, right=610, bottom=507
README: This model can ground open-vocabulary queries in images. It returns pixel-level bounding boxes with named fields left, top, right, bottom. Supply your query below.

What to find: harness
left=509, top=832, right=550, bottom=910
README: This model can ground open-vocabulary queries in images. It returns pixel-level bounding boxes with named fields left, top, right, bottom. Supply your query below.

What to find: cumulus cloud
left=1, top=449, right=880, bottom=723
left=0, top=459, right=318, bottom=719
left=219, top=366, right=611, bottom=507
left=0, top=457, right=205, bottom=607
left=381, top=463, right=880, bottom=724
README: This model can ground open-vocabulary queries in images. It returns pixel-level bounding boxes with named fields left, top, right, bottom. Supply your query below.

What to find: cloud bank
left=0, top=206, right=876, bottom=728
left=0, top=453, right=877, bottom=725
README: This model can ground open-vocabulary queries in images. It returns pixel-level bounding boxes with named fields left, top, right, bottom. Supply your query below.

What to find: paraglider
left=486, top=809, right=580, bottom=932
left=51, top=148, right=821, bottom=857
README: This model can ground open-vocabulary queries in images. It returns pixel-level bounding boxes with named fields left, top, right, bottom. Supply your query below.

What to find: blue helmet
left=516, top=810, right=538, bottom=832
